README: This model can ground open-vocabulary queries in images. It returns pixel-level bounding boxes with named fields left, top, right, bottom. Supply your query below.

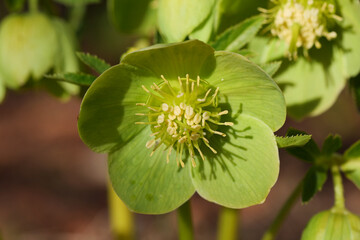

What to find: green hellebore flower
left=0, top=13, right=79, bottom=99
left=0, top=13, right=58, bottom=88
left=78, top=40, right=286, bottom=214
left=249, top=0, right=360, bottom=119
left=301, top=209, right=360, bottom=240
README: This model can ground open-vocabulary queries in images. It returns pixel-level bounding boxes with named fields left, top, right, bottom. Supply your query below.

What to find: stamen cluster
left=260, top=0, right=342, bottom=57
left=135, top=75, right=233, bottom=167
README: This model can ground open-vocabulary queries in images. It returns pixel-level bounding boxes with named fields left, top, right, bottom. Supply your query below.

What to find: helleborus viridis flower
left=249, top=0, right=360, bottom=119
left=78, top=40, right=286, bottom=214
left=0, top=12, right=79, bottom=102
left=301, top=209, right=360, bottom=240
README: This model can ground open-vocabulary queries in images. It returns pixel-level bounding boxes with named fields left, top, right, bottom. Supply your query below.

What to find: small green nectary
left=78, top=40, right=287, bottom=214
left=301, top=209, right=360, bottom=240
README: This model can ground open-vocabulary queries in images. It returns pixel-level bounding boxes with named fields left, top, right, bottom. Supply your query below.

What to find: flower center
left=260, top=0, right=342, bottom=58
left=135, top=74, right=233, bottom=168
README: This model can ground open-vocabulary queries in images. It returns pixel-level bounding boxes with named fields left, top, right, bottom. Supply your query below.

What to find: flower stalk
left=331, top=165, right=345, bottom=210
left=217, top=208, right=239, bottom=240
left=29, top=0, right=39, bottom=13
left=178, top=200, right=194, bottom=240
left=108, top=180, right=134, bottom=240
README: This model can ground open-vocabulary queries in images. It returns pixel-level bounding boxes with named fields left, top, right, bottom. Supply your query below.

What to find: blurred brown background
left=0, top=2, right=359, bottom=240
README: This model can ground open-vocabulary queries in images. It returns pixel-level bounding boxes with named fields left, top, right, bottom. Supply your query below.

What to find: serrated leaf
left=276, top=134, right=311, bottom=148
left=341, top=140, right=360, bottom=189
left=53, top=0, right=100, bottom=6
left=4, top=0, right=25, bottom=12
left=46, top=72, right=96, bottom=86
left=76, top=52, right=111, bottom=74
left=212, top=15, right=265, bottom=51
left=260, top=61, right=282, bottom=77
left=285, top=128, right=320, bottom=162
left=302, top=166, right=328, bottom=203
left=322, top=134, right=342, bottom=157
left=349, top=75, right=360, bottom=111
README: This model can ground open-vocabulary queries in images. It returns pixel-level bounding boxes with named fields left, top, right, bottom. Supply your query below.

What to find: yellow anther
left=174, top=106, right=182, bottom=116
left=185, top=106, right=194, bottom=119
left=193, top=113, right=201, bottom=124
left=157, top=114, right=165, bottom=124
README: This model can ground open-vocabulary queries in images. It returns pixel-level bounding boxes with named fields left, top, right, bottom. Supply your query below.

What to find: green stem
left=217, top=208, right=239, bottom=240
left=29, top=0, right=39, bottom=13
left=69, top=4, right=86, bottom=32
left=177, top=200, right=194, bottom=240
left=107, top=180, right=134, bottom=240
left=261, top=181, right=303, bottom=240
left=331, top=165, right=345, bottom=210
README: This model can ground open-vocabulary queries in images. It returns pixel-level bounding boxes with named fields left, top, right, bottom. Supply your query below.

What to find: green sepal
left=276, top=134, right=311, bottom=149
left=302, top=166, right=328, bottom=203
left=0, top=70, right=5, bottom=103
left=285, top=128, right=320, bottom=162
left=157, top=0, right=216, bottom=42
left=46, top=72, right=96, bottom=86
left=321, top=134, right=342, bottom=157
left=0, top=13, right=58, bottom=88
left=76, top=52, right=111, bottom=74
left=341, top=140, right=360, bottom=189
left=108, top=127, right=195, bottom=214
left=191, top=114, right=279, bottom=208
left=301, top=209, right=360, bottom=240
left=211, top=15, right=265, bottom=51
left=4, top=0, right=25, bottom=12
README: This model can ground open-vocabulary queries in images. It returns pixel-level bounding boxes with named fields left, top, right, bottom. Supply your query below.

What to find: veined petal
left=78, top=64, right=160, bottom=153
left=191, top=113, right=279, bottom=208
left=121, top=40, right=216, bottom=81
left=203, top=51, right=286, bottom=131
left=109, top=126, right=195, bottom=214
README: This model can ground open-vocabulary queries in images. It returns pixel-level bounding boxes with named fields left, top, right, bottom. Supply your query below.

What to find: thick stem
left=331, top=165, right=345, bottom=210
left=107, top=180, right=134, bottom=240
left=261, top=181, right=303, bottom=240
left=217, top=208, right=239, bottom=240
left=29, top=0, right=39, bottom=13
left=177, top=200, right=194, bottom=240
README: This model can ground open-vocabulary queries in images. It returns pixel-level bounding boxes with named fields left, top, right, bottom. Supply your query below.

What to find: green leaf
left=349, top=75, right=360, bottom=111
left=53, top=0, right=100, bottom=5
left=341, top=140, right=360, bottom=189
left=107, top=0, right=154, bottom=33
left=276, top=134, right=311, bottom=148
left=302, top=166, right=328, bottom=203
left=203, top=51, right=286, bottom=132
left=76, top=52, right=111, bottom=74
left=0, top=13, right=58, bottom=88
left=157, top=0, right=216, bottom=42
left=46, top=72, right=96, bottom=86
left=285, top=128, right=320, bottom=162
left=108, top=127, right=195, bottom=214
left=4, top=0, right=25, bottom=12
left=191, top=113, right=279, bottom=208
left=301, top=209, right=360, bottom=240
left=259, top=61, right=282, bottom=77
left=322, top=134, right=342, bottom=157
left=212, top=15, right=265, bottom=51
